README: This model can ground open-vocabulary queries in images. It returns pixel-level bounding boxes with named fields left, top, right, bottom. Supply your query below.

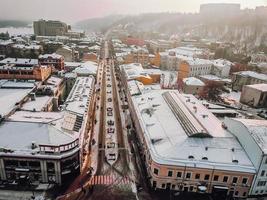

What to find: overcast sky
left=0, top=0, right=266, bottom=23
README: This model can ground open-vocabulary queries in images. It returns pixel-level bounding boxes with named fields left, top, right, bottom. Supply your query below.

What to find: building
left=160, top=47, right=211, bottom=71
left=225, top=119, right=267, bottom=196
left=33, top=20, right=68, bottom=36
left=146, top=40, right=177, bottom=53
left=177, top=57, right=213, bottom=82
left=124, top=46, right=149, bottom=67
left=82, top=52, right=98, bottom=62
left=56, top=46, right=79, bottom=62
left=39, top=53, right=65, bottom=71
left=120, top=63, right=160, bottom=85
left=11, top=44, right=43, bottom=58
left=232, top=71, right=267, bottom=91
left=182, top=77, right=205, bottom=95
left=125, top=81, right=255, bottom=198
left=211, top=59, right=232, bottom=78
left=0, top=76, right=95, bottom=185
left=0, top=58, right=52, bottom=81
left=240, top=84, right=267, bottom=108
left=0, top=40, right=13, bottom=56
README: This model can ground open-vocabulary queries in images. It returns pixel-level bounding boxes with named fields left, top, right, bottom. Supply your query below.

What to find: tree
left=199, top=81, right=224, bottom=101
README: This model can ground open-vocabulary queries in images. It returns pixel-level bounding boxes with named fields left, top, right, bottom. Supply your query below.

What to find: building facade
left=124, top=80, right=255, bottom=199
left=240, top=84, right=267, bottom=108
left=232, top=71, right=267, bottom=91
left=225, top=119, right=267, bottom=197
left=33, top=20, right=68, bottom=36
left=39, top=53, right=65, bottom=71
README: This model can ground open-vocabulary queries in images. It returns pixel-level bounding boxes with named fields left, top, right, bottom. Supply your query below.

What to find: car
left=258, top=110, right=267, bottom=119
left=107, top=84, right=111, bottom=87
left=107, top=107, right=113, bottom=112
left=107, top=142, right=115, bottom=148
left=107, top=128, right=115, bottom=134
left=107, top=91, right=111, bottom=94
left=107, top=120, right=114, bottom=126
left=107, top=111, right=113, bottom=116
left=107, top=98, right=112, bottom=102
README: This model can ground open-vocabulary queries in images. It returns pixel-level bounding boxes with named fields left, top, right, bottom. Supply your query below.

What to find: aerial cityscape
left=0, top=0, right=267, bottom=200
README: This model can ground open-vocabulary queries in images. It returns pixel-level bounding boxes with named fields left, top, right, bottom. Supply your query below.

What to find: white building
left=225, top=118, right=267, bottom=196
left=211, top=59, right=232, bottom=78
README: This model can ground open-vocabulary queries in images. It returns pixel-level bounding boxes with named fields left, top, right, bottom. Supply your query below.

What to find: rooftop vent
left=31, top=141, right=37, bottom=149
left=232, top=159, right=238, bottom=164
left=205, top=147, right=208, bottom=151
left=188, top=155, right=194, bottom=159
left=151, top=138, right=163, bottom=144
left=202, top=157, right=208, bottom=160
left=231, top=148, right=235, bottom=152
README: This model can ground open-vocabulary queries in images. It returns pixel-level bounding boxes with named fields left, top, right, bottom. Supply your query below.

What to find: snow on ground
left=220, top=90, right=241, bottom=107
left=0, top=27, right=33, bottom=36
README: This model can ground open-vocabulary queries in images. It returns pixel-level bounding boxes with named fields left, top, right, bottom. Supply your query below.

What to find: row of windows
left=153, top=168, right=248, bottom=185
left=155, top=181, right=247, bottom=197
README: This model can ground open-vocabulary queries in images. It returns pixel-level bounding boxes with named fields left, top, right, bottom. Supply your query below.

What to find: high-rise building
left=33, top=20, right=68, bottom=36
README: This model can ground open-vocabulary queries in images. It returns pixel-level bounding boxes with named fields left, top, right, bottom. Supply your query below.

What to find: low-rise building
left=240, top=84, right=267, bottom=108
left=0, top=76, right=95, bottom=185
left=56, top=46, right=79, bottom=62
left=0, top=59, right=51, bottom=81
left=225, top=119, right=267, bottom=196
left=211, top=59, right=232, bottom=78
left=125, top=81, right=255, bottom=198
left=182, top=77, right=205, bottom=95
left=39, top=53, right=65, bottom=71
left=232, top=71, right=267, bottom=91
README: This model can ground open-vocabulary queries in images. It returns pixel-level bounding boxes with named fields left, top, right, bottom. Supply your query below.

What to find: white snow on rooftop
left=0, top=58, right=38, bottom=66
left=233, top=119, right=267, bottom=154
left=0, top=121, right=74, bottom=153
left=234, top=71, right=267, bottom=81
left=39, top=53, right=63, bottom=59
left=246, top=84, right=267, bottom=92
left=22, top=96, right=52, bottom=112
left=0, top=88, right=33, bottom=117
left=129, top=85, right=255, bottom=173
left=183, top=77, right=205, bottom=86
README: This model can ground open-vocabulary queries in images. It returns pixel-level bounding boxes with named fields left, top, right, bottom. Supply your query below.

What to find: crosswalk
left=87, top=175, right=131, bottom=185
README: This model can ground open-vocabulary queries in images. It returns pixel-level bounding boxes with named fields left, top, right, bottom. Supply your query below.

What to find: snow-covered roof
left=0, top=40, right=14, bottom=46
left=232, top=119, right=267, bottom=154
left=0, top=88, right=33, bottom=117
left=39, top=53, right=63, bottom=59
left=65, top=76, right=95, bottom=115
left=234, top=71, right=267, bottom=81
left=129, top=86, right=255, bottom=173
left=0, top=121, right=74, bottom=154
left=9, top=111, right=63, bottom=123
left=73, top=61, right=98, bottom=76
left=0, top=58, right=38, bottom=66
left=212, top=59, right=233, bottom=68
left=120, top=63, right=151, bottom=80
left=0, top=80, right=37, bottom=89
left=245, top=84, right=267, bottom=92
left=183, top=77, right=205, bottom=86
left=12, top=44, right=42, bottom=50
left=22, top=96, right=52, bottom=112
left=168, top=46, right=207, bottom=57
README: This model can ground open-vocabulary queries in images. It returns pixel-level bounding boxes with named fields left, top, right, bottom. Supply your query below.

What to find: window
left=242, top=178, right=248, bottom=185
left=189, top=186, right=194, bottom=191
left=235, top=191, right=239, bottom=196
left=186, top=172, right=191, bottom=179
left=265, top=157, right=267, bottom=164
left=177, top=172, right=182, bottom=178
left=261, top=170, right=265, bottom=176
left=153, top=168, right=159, bottom=175
left=195, top=174, right=200, bottom=180
left=168, top=170, right=173, bottom=177
left=204, top=174, right=210, bottom=181
left=257, top=181, right=267, bottom=187
left=243, top=192, right=247, bottom=197
left=162, top=183, right=166, bottom=189
left=171, top=184, right=175, bottom=189
left=232, top=177, right=238, bottom=184
left=213, top=175, right=219, bottom=181
left=223, top=176, right=228, bottom=183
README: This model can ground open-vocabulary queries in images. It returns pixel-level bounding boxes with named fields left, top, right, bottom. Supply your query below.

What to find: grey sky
left=0, top=0, right=266, bottom=23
